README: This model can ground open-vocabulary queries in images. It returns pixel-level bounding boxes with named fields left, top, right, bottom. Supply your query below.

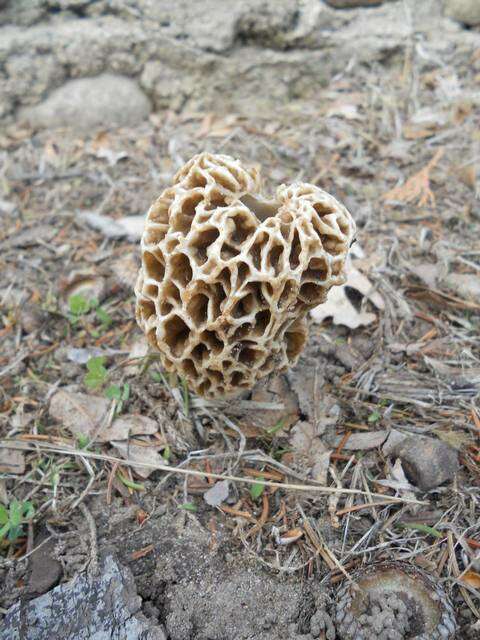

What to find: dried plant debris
left=310, top=255, right=384, bottom=328
left=111, top=441, right=165, bottom=479
left=290, top=421, right=332, bottom=483
left=49, top=390, right=159, bottom=448
left=135, top=152, right=355, bottom=397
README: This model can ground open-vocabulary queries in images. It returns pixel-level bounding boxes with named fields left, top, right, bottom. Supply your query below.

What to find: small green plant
left=50, top=465, right=60, bottom=493
left=250, top=477, right=265, bottom=501
left=84, top=356, right=108, bottom=389
left=0, top=500, right=35, bottom=543
left=162, top=445, right=171, bottom=461
left=68, top=293, right=92, bottom=319
left=68, top=294, right=113, bottom=336
left=398, top=522, right=443, bottom=538
left=95, top=306, right=112, bottom=329
left=178, top=502, right=197, bottom=512
left=105, top=382, right=130, bottom=414
left=271, top=446, right=291, bottom=462
left=368, top=410, right=381, bottom=424
left=117, top=472, right=145, bottom=492
left=266, top=417, right=287, bottom=436
left=76, top=434, right=90, bottom=449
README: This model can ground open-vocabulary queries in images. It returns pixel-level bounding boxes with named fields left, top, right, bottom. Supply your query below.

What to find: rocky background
left=1, top=0, right=479, bottom=129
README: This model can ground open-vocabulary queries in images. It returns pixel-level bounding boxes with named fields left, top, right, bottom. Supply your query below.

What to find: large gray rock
left=0, top=0, right=478, bottom=126
left=0, top=0, right=46, bottom=26
left=445, top=0, right=480, bottom=26
left=19, top=73, right=151, bottom=130
left=0, top=554, right=166, bottom=640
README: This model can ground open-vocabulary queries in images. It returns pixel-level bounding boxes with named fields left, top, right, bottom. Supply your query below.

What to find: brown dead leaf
left=136, top=509, right=149, bottom=526
left=198, top=114, right=239, bottom=138
left=460, top=571, right=480, bottom=590
left=276, top=528, right=304, bottom=545
left=50, top=390, right=110, bottom=440
left=310, top=256, right=384, bottom=329
left=107, top=415, right=159, bottom=440
left=454, top=164, right=477, bottom=191
left=452, top=101, right=473, bottom=125
left=290, top=421, right=332, bottom=483
left=88, top=132, right=128, bottom=166
left=42, top=140, right=61, bottom=166
left=454, top=164, right=478, bottom=191
left=383, top=148, right=444, bottom=207
left=89, top=131, right=110, bottom=151
left=49, top=390, right=158, bottom=442
left=403, top=125, right=437, bottom=140
left=238, top=375, right=299, bottom=432
left=112, top=441, right=165, bottom=478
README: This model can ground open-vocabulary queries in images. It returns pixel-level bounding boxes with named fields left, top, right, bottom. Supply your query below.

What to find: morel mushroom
left=335, top=561, right=457, bottom=639
left=135, top=152, right=355, bottom=397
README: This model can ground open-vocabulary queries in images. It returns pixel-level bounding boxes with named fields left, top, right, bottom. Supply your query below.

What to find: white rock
left=19, top=73, right=151, bottom=130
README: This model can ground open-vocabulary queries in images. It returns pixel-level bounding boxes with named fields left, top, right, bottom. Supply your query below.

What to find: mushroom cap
left=135, top=152, right=355, bottom=398
left=335, top=561, right=457, bottom=639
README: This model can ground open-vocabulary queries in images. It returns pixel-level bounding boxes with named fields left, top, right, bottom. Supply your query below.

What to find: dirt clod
left=390, top=435, right=460, bottom=492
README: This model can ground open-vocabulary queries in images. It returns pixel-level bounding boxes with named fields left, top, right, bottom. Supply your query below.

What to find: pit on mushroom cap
left=135, top=152, right=355, bottom=398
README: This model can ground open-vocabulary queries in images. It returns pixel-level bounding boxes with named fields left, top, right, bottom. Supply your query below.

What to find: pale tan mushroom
left=135, top=152, right=355, bottom=398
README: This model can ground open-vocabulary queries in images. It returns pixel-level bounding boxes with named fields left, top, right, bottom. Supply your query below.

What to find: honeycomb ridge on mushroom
left=135, top=152, right=355, bottom=398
